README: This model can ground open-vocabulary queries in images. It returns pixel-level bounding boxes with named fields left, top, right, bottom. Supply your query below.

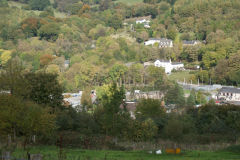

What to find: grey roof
left=219, top=87, right=240, bottom=93
left=149, top=38, right=172, bottom=42
left=159, top=38, right=172, bottom=42
left=149, top=38, right=161, bottom=41
left=183, top=40, right=199, bottom=45
left=156, top=59, right=170, bottom=62
left=125, top=62, right=135, bottom=67
left=172, top=62, right=183, bottom=65
left=64, top=60, right=70, bottom=64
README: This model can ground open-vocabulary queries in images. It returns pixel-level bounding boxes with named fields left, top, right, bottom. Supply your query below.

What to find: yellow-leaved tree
left=0, top=49, right=12, bottom=66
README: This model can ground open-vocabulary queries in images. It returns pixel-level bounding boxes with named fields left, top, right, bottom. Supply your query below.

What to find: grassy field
left=168, top=71, right=195, bottom=83
left=11, top=146, right=240, bottom=160
left=115, top=0, right=143, bottom=5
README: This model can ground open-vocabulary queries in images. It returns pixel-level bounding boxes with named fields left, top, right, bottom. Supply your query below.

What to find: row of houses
left=144, top=38, right=201, bottom=48
left=217, top=87, right=240, bottom=104
left=126, top=17, right=201, bottom=48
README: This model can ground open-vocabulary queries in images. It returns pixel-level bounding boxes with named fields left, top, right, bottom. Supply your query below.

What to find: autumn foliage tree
left=21, top=17, right=41, bottom=37
left=40, top=54, right=55, bottom=67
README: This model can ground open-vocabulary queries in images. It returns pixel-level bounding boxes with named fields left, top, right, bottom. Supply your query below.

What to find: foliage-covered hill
left=0, top=0, right=240, bottom=92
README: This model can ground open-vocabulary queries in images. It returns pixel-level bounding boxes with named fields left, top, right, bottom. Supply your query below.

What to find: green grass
left=168, top=71, right=194, bottom=83
left=11, top=146, right=240, bottom=160
left=115, top=0, right=143, bottom=5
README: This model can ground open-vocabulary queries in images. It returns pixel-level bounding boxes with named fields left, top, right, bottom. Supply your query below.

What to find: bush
left=225, top=145, right=240, bottom=153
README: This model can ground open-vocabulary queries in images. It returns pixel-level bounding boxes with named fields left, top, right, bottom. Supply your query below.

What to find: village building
left=144, top=38, right=173, bottom=48
left=63, top=91, right=82, bottom=107
left=182, top=40, right=201, bottom=46
left=158, top=38, right=173, bottom=48
left=64, top=60, right=70, bottom=68
left=154, top=59, right=184, bottom=74
left=143, top=61, right=154, bottom=67
left=217, top=87, right=240, bottom=102
left=136, top=19, right=150, bottom=24
left=135, top=16, right=151, bottom=29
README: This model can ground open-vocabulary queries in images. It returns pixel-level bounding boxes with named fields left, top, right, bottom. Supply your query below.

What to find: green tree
left=38, top=23, right=60, bottom=41
left=24, top=72, right=63, bottom=109
left=146, top=65, right=166, bottom=90
left=196, top=91, right=207, bottom=105
left=0, top=59, right=28, bottom=96
left=107, top=14, right=122, bottom=30
left=108, top=64, right=128, bottom=85
left=167, top=28, right=177, bottom=40
left=186, top=90, right=196, bottom=106
left=136, top=99, right=165, bottom=120
left=95, top=84, right=126, bottom=136
left=81, top=87, right=93, bottom=111
left=29, top=0, right=51, bottom=11
left=0, top=95, right=56, bottom=141
left=165, top=83, right=185, bottom=107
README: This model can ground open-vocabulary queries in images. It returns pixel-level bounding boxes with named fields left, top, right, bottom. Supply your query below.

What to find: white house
left=64, top=60, right=70, bottom=68
left=144, top=24, right=151, bottom=28
left=217, top=87, right=240, bottom=101
left=183, top=40, right=201, bottom=46
left=154, top=59, right=184, bottom=74
left=144, top=38, right=173, bottom=48
left=144, top=38, right=161, bottom=46
left=63, top=91, right=82, bottom=107
left=136, top=19, right=150, bottom=24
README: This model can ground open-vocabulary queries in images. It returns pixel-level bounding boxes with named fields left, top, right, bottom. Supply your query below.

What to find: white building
left=64, top=60, right=70, bottom=68
left=63, top=91, right=82, bottom=107
left=183, top=40, right=201, bottom=46
left=144, top=38, right=173, bottom=48
left=136, top=19, right=150, bottom=24
left=154, top=59, right=184, bottom=74
left=144, top=38, right=161, bottom=46
left=217, top=87, right=240, bottom=101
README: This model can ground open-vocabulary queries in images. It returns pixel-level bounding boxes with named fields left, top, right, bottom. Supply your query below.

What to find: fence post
left=2, top=151, right=11, bottom=160
left=30, top=154, right=43, bottom=160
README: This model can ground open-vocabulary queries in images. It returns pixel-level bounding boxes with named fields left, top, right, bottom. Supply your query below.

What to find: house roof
left=64, top=60, right=70, bottom=64
left=155, top=59, right=170, bottom=63
left=219, top=87, right=240, bottom=93
left=125, top=62, right=135, bottom=67
left=172, top=62, right=183, bottom=65
left=227, top=101, right=240, bottom=105
left=149, top=38, right=172, bottom=42
left=183, top=40, right=200, bottom=45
